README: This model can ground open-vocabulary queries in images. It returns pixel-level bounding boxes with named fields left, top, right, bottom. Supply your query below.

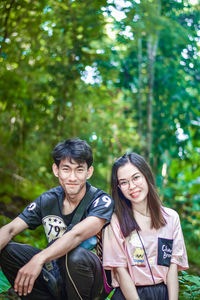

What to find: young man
left=0, top=138, right=114, bottom=300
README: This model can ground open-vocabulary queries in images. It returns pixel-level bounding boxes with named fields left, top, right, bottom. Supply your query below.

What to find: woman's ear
left=52, top=163, right=59, bottom=177
left=87, top=166, right=94, bottom=179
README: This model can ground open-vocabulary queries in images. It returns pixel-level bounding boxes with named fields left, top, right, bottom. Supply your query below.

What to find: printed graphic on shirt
left=132, top=247, right=145, bottom=266
left=42, top=215, right=67, bottom=243
left=93, top=195, right=112, bottom=208
left=129, top=232, right=145, bottom=267
left=27, top=202, right=37, bottom=211
left=157, top=237, right=173, bottom=267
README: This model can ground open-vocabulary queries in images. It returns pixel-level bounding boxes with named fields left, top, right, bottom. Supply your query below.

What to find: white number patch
left=93, top=198, right=100, bottom=207
left=102, top=196, right=111, bottom=207
left=93, top=195, right=112, bottom=208
left=28, top=202, right=36, bottom=211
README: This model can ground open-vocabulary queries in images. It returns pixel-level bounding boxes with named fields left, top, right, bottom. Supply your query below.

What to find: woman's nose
left=129, top=180, right=136, bottom=189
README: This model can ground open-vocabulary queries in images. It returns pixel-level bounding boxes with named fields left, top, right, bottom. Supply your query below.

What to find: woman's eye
left=133, top=175, right=142, bottom=183
left=134, top=175, right=141, bottom=179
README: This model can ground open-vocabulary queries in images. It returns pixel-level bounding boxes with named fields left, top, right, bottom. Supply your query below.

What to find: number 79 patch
left=42, top=215, right=67, bottom=243
left=93, top=196, right=112, bottom=208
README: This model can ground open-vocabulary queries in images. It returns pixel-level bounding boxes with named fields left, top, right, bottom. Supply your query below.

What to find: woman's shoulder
left=104, top=212, right=125, bottom=240
left=110, top=212, right=120, bottom=225
left=162, top=206, right=180, bottom=221
left=109, top=213, right=124, bottom=233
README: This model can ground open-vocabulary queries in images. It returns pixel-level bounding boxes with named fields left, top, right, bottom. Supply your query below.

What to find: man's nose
left=68, top=171, right=76, bottom=180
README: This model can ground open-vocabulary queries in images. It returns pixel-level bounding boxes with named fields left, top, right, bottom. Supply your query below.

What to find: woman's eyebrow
left=118, top=172, right=140, bottom=181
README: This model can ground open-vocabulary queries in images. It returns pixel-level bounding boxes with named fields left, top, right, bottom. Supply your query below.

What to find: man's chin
left=65, top=186, right=80, bottom=195
left=66, top=188, right=79, bottom=194
left=63, top=183, right=86, bottom=198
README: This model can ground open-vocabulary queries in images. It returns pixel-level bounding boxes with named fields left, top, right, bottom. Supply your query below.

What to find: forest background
left=0, top=0, right=200, bottom=299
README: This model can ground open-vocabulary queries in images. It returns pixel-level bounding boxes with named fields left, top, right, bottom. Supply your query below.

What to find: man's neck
left=62, top=185, right=87, bottom=214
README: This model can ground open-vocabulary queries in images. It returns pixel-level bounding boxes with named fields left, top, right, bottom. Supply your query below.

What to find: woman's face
left=117, top=162, right=149, bottom=206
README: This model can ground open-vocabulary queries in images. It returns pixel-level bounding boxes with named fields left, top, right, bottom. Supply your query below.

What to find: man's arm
left=166, top=263, right=179, bottom=300
left=14, top=215, right=106, bottom=296
left=0, top=217, right=28, bottom=252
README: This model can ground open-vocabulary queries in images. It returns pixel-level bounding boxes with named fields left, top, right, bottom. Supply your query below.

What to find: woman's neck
left=132, top=202, right=150, bottom=217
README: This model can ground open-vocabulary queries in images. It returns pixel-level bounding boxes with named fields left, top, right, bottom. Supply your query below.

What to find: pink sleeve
left=103, top=215, right=127, bottom=270
left=171, top=212, right=189, bottom=271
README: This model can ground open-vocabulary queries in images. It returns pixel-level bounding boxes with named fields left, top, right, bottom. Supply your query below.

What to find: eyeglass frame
left=118, top=172, right=144, bottom=190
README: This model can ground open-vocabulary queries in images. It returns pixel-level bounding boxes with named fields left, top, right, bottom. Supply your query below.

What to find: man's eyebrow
left=61, top=163, right=85, bottom=168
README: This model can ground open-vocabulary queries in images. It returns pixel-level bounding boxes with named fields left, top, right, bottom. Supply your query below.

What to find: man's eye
left=77, top=168, right=84, bottom=172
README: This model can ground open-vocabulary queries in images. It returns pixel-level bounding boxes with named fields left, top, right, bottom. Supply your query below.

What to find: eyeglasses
left=118, top=173, right=143, bottom=190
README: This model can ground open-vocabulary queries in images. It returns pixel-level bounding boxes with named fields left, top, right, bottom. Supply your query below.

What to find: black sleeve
left=19, top=195, right=42, bottom=229
left=87, top=194, right=114, bottom=223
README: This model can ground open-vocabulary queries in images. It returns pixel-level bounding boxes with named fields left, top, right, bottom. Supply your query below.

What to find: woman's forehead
left=117, top=162, right=140, bottom=180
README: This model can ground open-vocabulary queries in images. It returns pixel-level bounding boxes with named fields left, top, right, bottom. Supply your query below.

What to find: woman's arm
left=114, top=267, right=140, bottom=300
left=166, top=263, right=178, bottom=300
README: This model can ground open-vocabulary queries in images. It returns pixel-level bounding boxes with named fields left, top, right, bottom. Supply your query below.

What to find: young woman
left=103, top=153, right=188, bottom=300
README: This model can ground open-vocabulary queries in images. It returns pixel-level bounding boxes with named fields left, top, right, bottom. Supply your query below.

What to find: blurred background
left=0, top=0, right=200, bottom=298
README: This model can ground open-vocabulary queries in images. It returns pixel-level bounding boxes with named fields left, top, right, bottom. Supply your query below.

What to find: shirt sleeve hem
left=103, top=263, right=127, bottom=269
left=171, top=258, right=189, bottom=271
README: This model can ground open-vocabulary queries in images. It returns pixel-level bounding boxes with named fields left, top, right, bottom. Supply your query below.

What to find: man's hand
left=14, top=255, right=43, bottom=296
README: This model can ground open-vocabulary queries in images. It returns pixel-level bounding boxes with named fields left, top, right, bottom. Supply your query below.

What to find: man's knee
left=67, top=246, right=102, bottom=276
left=3, top=241, right=20, bottom=250
left=0, top=242, right=40, bottom=268
left=67, top=246, right=89, bottom=268
left=0, top=242, right=17, bottom=264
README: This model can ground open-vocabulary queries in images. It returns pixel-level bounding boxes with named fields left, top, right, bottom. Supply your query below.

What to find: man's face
left=53, top=157, right=93, bottom=198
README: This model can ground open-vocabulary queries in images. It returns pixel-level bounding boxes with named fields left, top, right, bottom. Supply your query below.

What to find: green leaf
left=0, top=270, right=11, bottom=293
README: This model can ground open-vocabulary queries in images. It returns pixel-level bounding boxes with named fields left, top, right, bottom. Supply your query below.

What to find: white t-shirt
left=103, top=207, right=189, bottom=287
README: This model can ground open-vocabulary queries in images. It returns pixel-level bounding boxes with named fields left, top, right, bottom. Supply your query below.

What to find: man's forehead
left=60, top=157, right=86, bottom=167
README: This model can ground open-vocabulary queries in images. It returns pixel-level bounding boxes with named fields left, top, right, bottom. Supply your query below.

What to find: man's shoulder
left=88, top=185, right=113, bottom=206
left=88, top=183, right=111, bottom=198
left=86, top=184, right=114, bottom=216
left=40, top=186, right=64, bottom=200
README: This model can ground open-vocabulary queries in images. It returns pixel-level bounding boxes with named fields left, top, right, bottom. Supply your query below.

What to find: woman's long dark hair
left=111, top=153, right=166, bottom=237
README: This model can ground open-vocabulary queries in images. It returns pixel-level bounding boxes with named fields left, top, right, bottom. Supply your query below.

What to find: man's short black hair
left=52, top=138, right=93, bottom=168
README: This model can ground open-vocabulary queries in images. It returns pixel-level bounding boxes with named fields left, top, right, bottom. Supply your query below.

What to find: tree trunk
left=146, top=34, right=158, bottom=162
left=137, top=37, right=143, bottom=139
left=146, top=0, right=161, bottom=163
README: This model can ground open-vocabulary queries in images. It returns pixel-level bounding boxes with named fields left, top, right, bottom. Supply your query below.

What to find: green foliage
left=162, top=139, right=200, bottom=273
left=0, top=1, right=200, bottom=298
left=0, top=271, right=11, bottom=294
left=179, top=271, right=200, bottom=300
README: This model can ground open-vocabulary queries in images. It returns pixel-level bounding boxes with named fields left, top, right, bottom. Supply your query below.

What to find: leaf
left=0, top=270, right=11, bottom=293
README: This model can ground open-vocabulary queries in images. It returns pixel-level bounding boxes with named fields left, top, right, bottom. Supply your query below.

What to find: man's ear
left=87, top=166, right=94, bottom=179
left=52, top=163, right=59, bottom=177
